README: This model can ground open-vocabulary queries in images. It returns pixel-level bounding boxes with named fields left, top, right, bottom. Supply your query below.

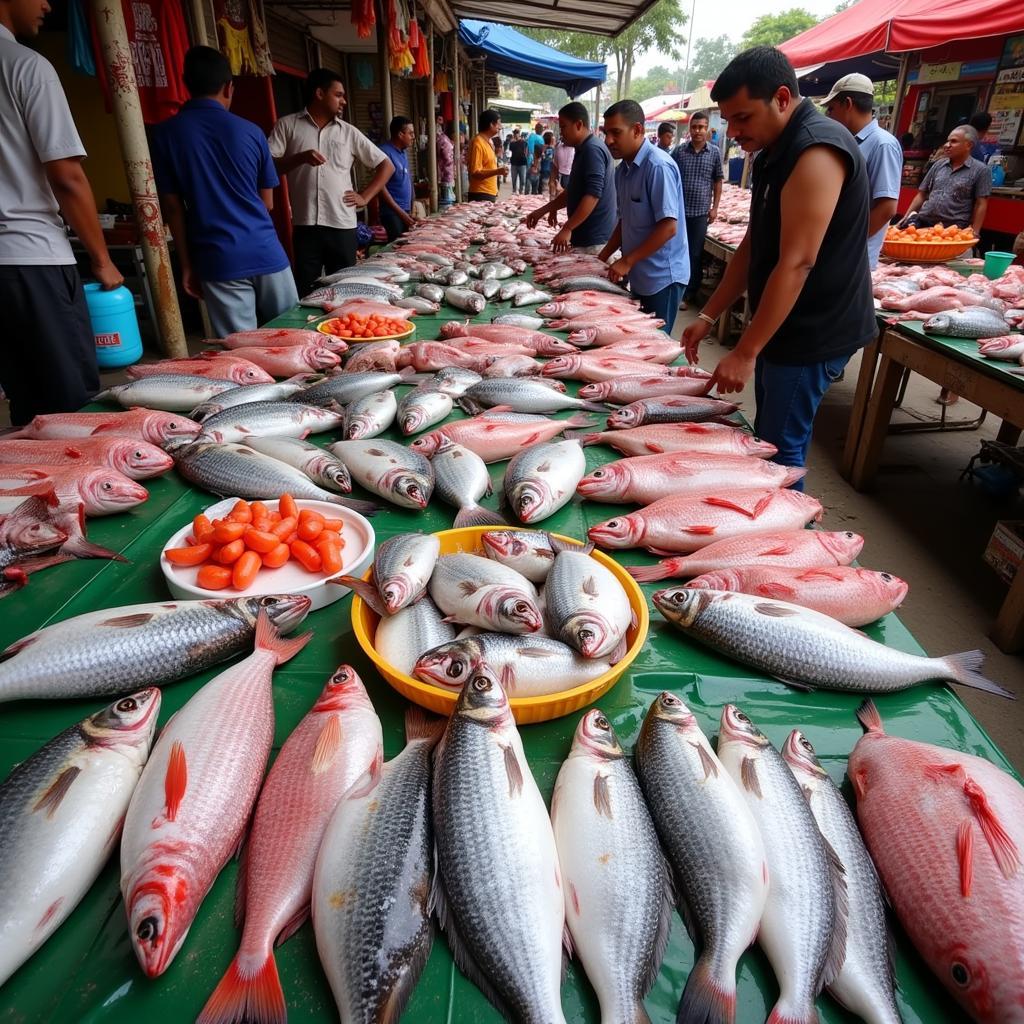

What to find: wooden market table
left=841, top=317, right=1024, bottom=652
left=702, top=235, right=747, bottom=341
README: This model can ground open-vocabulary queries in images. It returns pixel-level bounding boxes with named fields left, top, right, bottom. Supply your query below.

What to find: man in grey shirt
left=900, top=125, right=990, bottom=237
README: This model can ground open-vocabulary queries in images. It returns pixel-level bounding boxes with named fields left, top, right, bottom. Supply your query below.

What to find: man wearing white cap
left=823, top=73, right=903, bottom=269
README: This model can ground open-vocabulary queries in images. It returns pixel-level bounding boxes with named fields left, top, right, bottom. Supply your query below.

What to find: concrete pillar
left=452, top=41, right=463, bottom=202
left=426, top=23, right=438, bottom=213
left=91, top=0, right=186, bottom=357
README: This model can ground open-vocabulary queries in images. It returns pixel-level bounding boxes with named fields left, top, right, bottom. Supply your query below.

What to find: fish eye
left=844, top=532, right=855, bottom=539
left=168, top=422, right=180, bottom=429
left=593, top=713, right=610, bottom=731
left=136, top=916, right=159, bottom=942
left=950, top=962, right=970, bottom=986
left=446, top=661, right=463, bottom=678
left=799, top=735, right=814, bottom=751
left=592, top=470, right=605, bottom=478
left=735, top=710, right=750, bottom=723
left=134, top=450, right=145, bottom=459
left=259, top=595, right=278, bottom=607
left=116, top=697, right=138, bottom=712
left=881, top=573, right=892, bottom=581
left=606, top=520, right=620, bottom=528
left=471, top=675, right=491, bottom=692
left=102, top=481, right=113, bottom=491
left=332, top=668, right=352, bottom=684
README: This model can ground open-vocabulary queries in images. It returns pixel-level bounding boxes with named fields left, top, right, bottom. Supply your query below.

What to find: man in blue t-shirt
left=526, top=122, right=546, bottom=166
left=378, top=116, right=416, bottom=241
left=152, top=47, right=296, bottom=337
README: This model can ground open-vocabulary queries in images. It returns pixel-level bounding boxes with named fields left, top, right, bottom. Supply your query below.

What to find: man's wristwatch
left=697, top=311, right=718, bottom=327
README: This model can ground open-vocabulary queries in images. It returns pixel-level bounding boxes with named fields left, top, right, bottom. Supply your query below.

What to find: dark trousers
left=379, top=207, right=407, bottom=243
left=292, top=225, right=358, bottom=298
left=467, top=193, right=497, bottom=203
left=0, top=264, right=99, bottom=425
left=636, top=282, right=686, bottom=334
left=683, top=213, right=709, bottom=302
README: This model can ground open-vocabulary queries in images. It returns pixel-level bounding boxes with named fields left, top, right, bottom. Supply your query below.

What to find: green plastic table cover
left=0, top=294, right=1013, bottom=1024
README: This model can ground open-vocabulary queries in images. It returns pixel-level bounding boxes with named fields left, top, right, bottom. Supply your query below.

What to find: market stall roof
left=488, top=96, right=543, bottom=123
left=451, top=0, right=658, bottom=38
left=457, top=19, right=607, bottom=98
left=641, top=94, right=685, bottom=119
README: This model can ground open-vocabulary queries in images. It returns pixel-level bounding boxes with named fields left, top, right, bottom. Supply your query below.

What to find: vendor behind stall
left=378, top=116, right=416, bottom=242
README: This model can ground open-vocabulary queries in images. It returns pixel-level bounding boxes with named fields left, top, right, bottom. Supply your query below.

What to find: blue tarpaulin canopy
left=457, top=19, right=607, bottom=98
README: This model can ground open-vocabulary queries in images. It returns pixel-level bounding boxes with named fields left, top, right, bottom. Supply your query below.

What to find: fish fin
left=675, top=887, right=699, bottom=947
left=311, top=715, right=342, bottom=774
left=516, top=646, right=555, bottom=659
left=754, top=602, right=801, bottom=617
left=336, top=575, right=388, bottom=616
left=684, top=525, right=717, bottom=535
left=582, top=575, right=598, bottom=597
left=820, top=835, right=849, bottom=990
left=522, top=431, right=542, bottom=445
left=702, top=494, right=764, bottom=519
left=676, top=956, right=736, bottom=1024
left=254, top=607, right=312, bottom=665
left=943, top=649, right=1015, bottom=699
left=794, top=569, right=845, bottom=583
left=546, top=533, right=591, bottom=556
left=754, top=582, right=798, bottom=600
left=626, top=561, right=675, bottom=583
left=644, top=442, right=666, bottom=453
left=693, top=742, right=719, bottom=780
left=851, top=766, right=869, bottom=801
left=593, top=772, right=613, bottom=818
left=500, top=663, right=516, bottom=692
left=6, top=553, right=73, bottom=575
left=502, top=743, right=524, bottom=797
left=457, top=397, right=484, bottom=415
left=740, top=756, right=762, bottom=798
left=766, top=1007, right=817, bottom=1024
left=62, top=446, right=85, bottom=459
left=957, top=819, right=974, bottom=898
left=453, top=504, right=507, bottom=529
left=457, top=580, right=480, bottom=596
left=376, top=920, right=435, bottom=1024
left=100, top=612, right=156, bottom=628
left=195, top=951, right=285, bottom=1024
left=273, top=904, right=310, bottom=947
left=404, top=706, right=445, bottom=747
left=639, top=855, right=674, bottom=1000
left=58, top=534, right=127, bottom=563
left=758, top=542, right=797, bottom=556
left=772, top=675, right=815, bottom=692
left=345, top=748, right=384, bottom=800
left=164, top=741, right=187, bottom=822
left=564, top=412, right=596, bottom=428
left=608, top=636, right=628, bottom=664
left=562, top=921, right=574, bottom=961
left=856, top=699, right=885, bottom=734
left=958, top=770, right=1020, bottom=879
left=646, top=546, right=682, bottom=557
left=567, top=431, right=599, bottom=445
left=233, top=836, right=249, bottom=929
left=0, top=634, right=38, bottom=661
left=33, top=766, right=81, bottom=818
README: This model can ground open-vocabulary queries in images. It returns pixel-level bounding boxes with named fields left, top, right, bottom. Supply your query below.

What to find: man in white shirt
left=0, top=0, right=122, bottom=423
left=269, top=68, right=393, bottom=297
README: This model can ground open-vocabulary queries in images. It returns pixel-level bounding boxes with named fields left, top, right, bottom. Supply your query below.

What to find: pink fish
left=850, top=701, right=1024, bottom=1024
left=218, top=328, right=344, bottom=350
left=0, top=437, right=172, bottom=479
left=599, top=338, right=685, bottom=364
left=437, top=324, right=576, bottom=356
left=578, top=374, right=714, bottom=403
left=589, top=488, right=823, bottom=553
left=569, top=324, right=671, bottom=347
left=579, top=422, right=778, bottom=458
left=411, top=410, right=593, bottom=463
left=230, top=345, right=342, bottom=376
left=978, top=336, right=1024, bottom=361
left=543, top=354, right=673, bottom=382
left=538, top=300, right=641, bottom=318
left=577, top=451, right=804, bottom=504
left=396, top=342, right=486, bottom=372
left=323, top=299, right=417, bottom=318
left=127, top=355, right=274, bottom=384
left=120, top=611, right=312, bottom=978
left=197, top=666, right=382, bottom=1024
left=441, top=336, right=538, bottom=357
left=4, top=409, right=201, bottom=445
left=482, top=354, right=543, bottom=377
left=0, top=465, right=148, bottom=516
left=685, top=565, right=907, bottom=627
left=342, top=340, right=401, bottom=373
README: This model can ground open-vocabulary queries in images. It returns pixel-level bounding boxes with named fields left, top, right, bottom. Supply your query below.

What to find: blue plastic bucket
left=85, top=283, right=143, bottom=369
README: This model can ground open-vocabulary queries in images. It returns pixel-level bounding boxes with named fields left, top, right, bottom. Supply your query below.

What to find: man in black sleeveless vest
left=683, top=47, right=875, bottom=485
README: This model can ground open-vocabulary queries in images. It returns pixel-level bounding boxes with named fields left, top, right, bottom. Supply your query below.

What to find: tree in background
left=629, top=65, right=683, bottom=102
left=739, top=9, right=818, bottom=49
left=497, top=75, right=567, bottom=110
left=682, top=34, right=738, bottom=91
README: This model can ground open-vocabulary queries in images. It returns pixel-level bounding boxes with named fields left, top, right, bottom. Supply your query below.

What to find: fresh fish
left=0, top=494, right=67, bottom=576
left=318, top=264, right=407, bottom=284
left=229, top=344, right=343, bottom=376
left=327, top=440, right=433, bottom=509
left=569, top=324, right=670, bottom=347
left=542, top=355, right=678, bottom=383
left=600, top=338, right=685, bottom=364
left=578, top=422, right=778, bottom=458
left=415, top=632, right=608, bottom=696
left=717, top=705, right=846, bottom=1024
left=339, top=532, right=440, bottom=616
left=607, top=395, right=740, bottom=428
left=395, top=295, right=440, bottom=313
left=343, top=389, right=398, bottom=439
left=504, top=440, right=586, bottom=524
left=126, top=354, right=275, bottom=384
left=589, top=488, right=822, bottom=553
left=471, top=279, right=501, bottom=299
left=120, top=612, right=311, bottom=977
left=444, top=269, right=469, bottom=286
left=217, top=327, right=329, bottom=349
left=173, top=442, right=378, bottom=514
left=627, top=528, right=865, bottom=583
left=397, top=341, right=487, bottom=372
left=0, top=437, right=172, bottom=479
left=499, top=281, right=538, bottom=300
left=241, top=436, right=351, bottom=493
left=459, top=378, right=604, bottom=415
left=375, top=597, right=456, bottom=674
left=189, top=377, right=318, bottom=420
left=481, top=528, right=555, bottom=583
left=0, top=689, right=160, bottom=987
left=0, top=594, right=310, bottom=703
left=923, top=307, right=1010, bottom=339
left=653, top=588, right=1013, bottom=698
left=445, top=287, right=486, bottom=314
left=479, top=261, right=515, bottom=279
left=196, top=401, right=344, bottom=445
left=482, top=354, right=543, bottom=378
left=492, top=313, right=545, bottom=329
left=450, top=326, right=576, bottom=357
left=555, top=277, right=631, bottom=296
left=512, top=288, right=553, bottom=307
left=978, top=336, right=1024, bottom=361
left=312, top=709, right=442, bottom=1024
left=0, top=465, right=149, bottom=517
left=551, top=710, right=671, bottom=1024
left=197, top=667, right=382, bottom=1024
left=416, top=283, right=445, bottom=302
left=782, top=730, right=902, bottom=1024
left=3, top=409, right=201, bottom=445
left=430, top=367, right=483, bottom=397
left=301, top=281, right=402, bottom=306
left=299, top=369, right=413, bottom=408
left=96, top=374, right=238, bottom=413
left=850, top=700, right=1024, bottom=1024
left=578, top=374, right=714, bottom=404
left=432, top=672, right=567, bottom=1022
left=431, top=437, right=505, bottom=529
left=342, top=340, right=401, bottom=374
left=687, top=565, right=908, bottom=628
left=428, top=553, right=542, bottom=633
left=399, top=387, right=454, bottom=435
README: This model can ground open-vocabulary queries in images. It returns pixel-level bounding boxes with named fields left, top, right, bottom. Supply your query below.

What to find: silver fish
left=0, top=595, right=311, bottom=702
left=189, top=377, right=317, bottom=420
left=241, top=436, right=351, bottom=493
left=300, top=281, right=401, bottom=305
left=327, top=440, right=433, bottom=510
left=374, top=597, right=456, bottom=674
left=428, top=553, right=542, bottom=633
left=445, top=269, right=469, bottom=286
left=312, top=709, right=442, bottom=1024
left=415, top=632, right=608, bottom=696
left=343, top=389, right=398, bottom=439
left=341, top=532, right=440, bottom=617
left=416, top=283, right=445, bottom=302
left=445, top=287, right=486, bottom=314
left=0, top=689, right=160, bottom=986
left=430, top=438, right=505, bottom=529
left=923, top=307, right=1010, bottom=338
left=552, top=710, right=671, bottom=1024
left=634, top=693, right=769, bottom=1024
left=718, top=705, right=846, bottom=1024
left=607, top=395, right=741, bottom=428
left=196, top=401, right=343, bottom=444
left=318, top=264, right=408, bottom=284
left=394, top=295, right=440, bottom=313
left=480, top=529, right=555, bottom=583
left=471, top=279, right=501, bottom=299
left=300, top=370, right=413, bottom=408
left=504, top=441, right=587, bottom=524
left=492, top=313, right=545, bottom=329
left=458, top=378, right=604, bottom=416
left=512, top=289, right=553, bottom=307
left=652, top=588, right=1013, bottom=698
left=97, top=374, right=238, bottom=413
left=481, top=354, right=543, bottom=378
left=556, top=277, right=630, bottom=295
left=783, top=730, right=902, bottom=1024
left=499, top=281, right=536, bottom=301
left=480, top=262, right=515, bottom=280
left=398, top=388, right=453, bottom=435
left=430, top=367, right=483, bottom=397
left=432, top=673, right=567, bottom=1023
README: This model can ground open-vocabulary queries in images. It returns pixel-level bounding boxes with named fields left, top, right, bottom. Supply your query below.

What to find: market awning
left=451, top=0, right=657, bottom=38
left=488, top=96, right=541, bottom=123
left=457, top=20, right=607, bottom=98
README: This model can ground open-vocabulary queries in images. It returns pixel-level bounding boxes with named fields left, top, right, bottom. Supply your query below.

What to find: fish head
left=234, top=593, right=313, bottom=633
left=414, top=641, right=480, bottom=690
left=111, top=440, right=175, bottom=479
left=652, top=586, right=715, bottom=628
left=820, top=530, right=864, bottom=564
left=540, top=357, right=574, bottom=378
left=0, top=511, right=67, bottom=552
left=683, top=570, right=742, bottom=592
left=510, top=481, right=551, bottom=524
left=495, top=591, right=544, bottom=634
left=82, top=469, right=149, bottom=514
left=646, top=691, right=698, bottom=731
left=568, top=329, right=597, bottom=346
left=455, top=665, right=511, bottom=725
left=563, top=610, right=617, bottom=659
left=309, top=347, right=342, bottom=369
left=857, top=568, right=909, bottom=609
left=923, top=313, right=950, bottom=332
left=410, top=432, right=446, bottom=457
left=606, top=407, right=640, bottom=429
left=145, top=414, right=201, bottom=445
left=718, top=704, right=769, bottom=750
left=400, top=412, right=424, bottom=435
left=538, top=338, right=576, bottom=356
left=577, top=382, right=610, bottom=401
left=387, top=471, right=432, bottom=509
left=127, top=880, right=190, bottom=978
left=573, top=709, right=624, bottom=760
left=231, top=365, right=275, bottom=384
left=313, top=664, right=373, bottom=711
left=86, top=688, right=162, bottom=753
left=785, top=489, right=823, bottom=521
left=588, top=513, right=644, bottom=549
left=781, top=729, right=827, bottom=784
left=575, top=464, right=626, bottom=501
left=345, top=417, right=374, bottom=440
left=741, top=434, right=778, bottom=458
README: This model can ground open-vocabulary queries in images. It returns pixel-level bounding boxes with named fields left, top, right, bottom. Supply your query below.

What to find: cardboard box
left=984, top=519, right=1024, bottom=585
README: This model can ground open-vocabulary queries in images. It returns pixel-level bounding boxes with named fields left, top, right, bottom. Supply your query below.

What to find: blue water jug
left=85, top=283, right=143, bottom=369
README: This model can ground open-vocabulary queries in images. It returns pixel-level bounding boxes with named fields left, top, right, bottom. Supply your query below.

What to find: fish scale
left=375, top=598, right=455, bottom=674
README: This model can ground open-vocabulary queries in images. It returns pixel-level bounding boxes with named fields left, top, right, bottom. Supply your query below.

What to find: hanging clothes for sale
left=67, top=0, right=95, bottom=76
left=213, top=0, right=274, bottom=76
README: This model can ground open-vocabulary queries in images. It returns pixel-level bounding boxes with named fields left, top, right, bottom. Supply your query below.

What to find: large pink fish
left=411, top=410, right=593, bottom=463
left=4, top=409, right=200, bottom=445
left=127, top=354, right=274, bottom=384
left=218, top=328, right=345, bottom=350
left=547, top=312, right=663, bottom=331
left=599, top=338, right=685, bottom=364
left=578, top=374, right=714, bottom=403
left=0, top=465, right=148, bottom=516
left=0, top=437, right=172, bottom=479
left=230, top=345, right=342, bottom=376
left=440, top=336, right=539, bottom=357
left=685, top=565, right=907, bottom=627
left=568, top=324, right=670, bottom=347
left=322, top=299, right=417, bottom=318
left=579, top=422, right=778, bottom=458
left=396, top=342, right=486, bottom=372
left=438, top=324, right=576, bottom=355
left=197, top=666, right=382, bottom=1024
left=850, top=701, right=1024, bottom=1023
left=589, top=488, right=823, bottom=553
left=120, top=611, right=312, bottom=978
left=577, top=451, right=804, bottom=504
left=627, top=528, right=864, bottom=582
left=978, top=336, right=1024, bottom=361
left=538, top=299, right=641, bottom=318
left=543, top=354, right=674, bottom=382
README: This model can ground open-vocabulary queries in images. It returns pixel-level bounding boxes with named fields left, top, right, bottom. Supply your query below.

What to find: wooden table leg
left=849, top=349, right=906, bottom=491
left=996, top=420, right=1022, bottom=446
left=841, top=335, right=880, bottom=480
left=991, top=566, right=1024, bottom=654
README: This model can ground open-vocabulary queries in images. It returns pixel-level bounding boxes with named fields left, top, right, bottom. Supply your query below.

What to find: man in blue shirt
left=152, top=47, right=295, bottom=337
left=598, top=99, right=689, bottom=333
left=378, top=116, right=416, bottom=242
left=525, top=122, right=546, bottom=195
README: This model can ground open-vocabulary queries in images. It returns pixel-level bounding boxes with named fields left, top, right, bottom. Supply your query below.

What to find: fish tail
left=335, top=575, right=388, bottom=617
left=943, top=650, right=1016, bottom=699
left=766, top=1007, right=817, bottom=1024
left=676, top=956, right=737, bottom=1024
left=255, top=608, right=312, bottom=666
left=855, top=699, right=885, bottom=734
left=565, top=431, right=599, bottom=444
left=564, top=413, right=597, bottom=428
left=579, top=400, right=610, bottom=412
left=404, top=705, right=445, bottom=747
left=781, top=466, right=807, bottom=487
left=627, top=560, right=678, bottom=583
left=197, top=951, right=286, bottom=1024
left=453, top=504, right=507, bottom=529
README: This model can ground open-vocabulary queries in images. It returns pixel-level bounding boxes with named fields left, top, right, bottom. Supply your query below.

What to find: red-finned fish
left=568, top=324, right=670, bottom=347
left=578, top=374, right=714, bottom=403
left=589, top=488, right=823, bottom=553
left=324, top=299, right=420, bottom=318
left=542, top=354, right=674, bottom=382
left=227, top=345, right=343, bottom=376
left=850, top=700, right=1024, bottom=1023
left=119, top=611, right=312, bottom=978
left=396, top=342, right=487, bottom=372
left=217, top=328, right=344, bottom=350
left=0, top=437, right=172, bottom=480
left=197, top=666, right=382, bottom=1024
left=598, top=339, right=685, bottom=364
left=126, top=354, right=274, bottom=384
left=577, top=423, right=778, bottom=459
left=0, top=466, right=148, bottom=516
left=2, top=410, right=201, bottom=445
left=438, top=323, right=576, bottom=355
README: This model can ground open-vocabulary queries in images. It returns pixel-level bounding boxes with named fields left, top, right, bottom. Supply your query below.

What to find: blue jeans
left=510, top=164, right=527, bottom=192
left=754, top=353, right=852, bottom=488
left=635, top=282, right=685, bottom=334
left=683, top=213, right=709, bottom=302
